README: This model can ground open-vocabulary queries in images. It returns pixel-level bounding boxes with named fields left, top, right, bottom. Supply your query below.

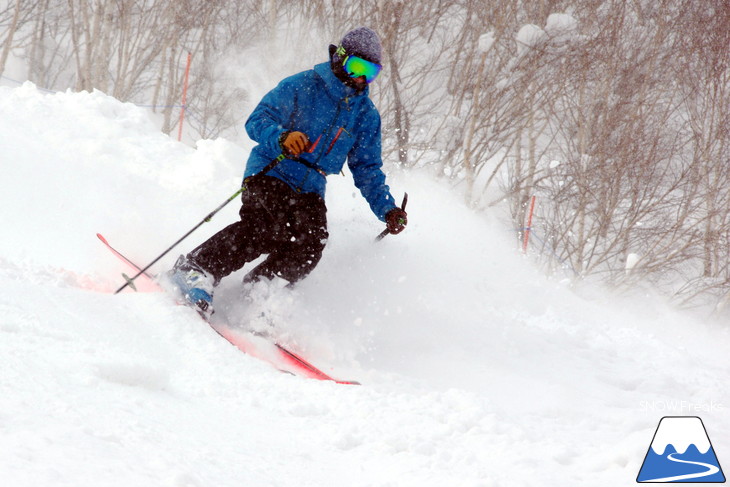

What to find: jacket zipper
left=295, top=98, right=350, bottom=192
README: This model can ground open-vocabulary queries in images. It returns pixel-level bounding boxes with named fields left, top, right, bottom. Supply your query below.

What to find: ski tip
left=96, top=233, right=108, bottom=244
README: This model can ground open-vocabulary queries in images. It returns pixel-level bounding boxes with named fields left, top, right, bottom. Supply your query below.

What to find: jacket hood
left=313, top=62, right=369, bottom=101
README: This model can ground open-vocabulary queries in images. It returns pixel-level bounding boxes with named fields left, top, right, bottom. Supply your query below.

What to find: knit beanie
left=330, top=27, right=382, bottom=65
left=340, top=27, right=382, bottom=64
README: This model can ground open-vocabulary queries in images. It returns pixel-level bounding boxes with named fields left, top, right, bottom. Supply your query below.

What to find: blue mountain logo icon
left=637, top=416, right=725, bottom=483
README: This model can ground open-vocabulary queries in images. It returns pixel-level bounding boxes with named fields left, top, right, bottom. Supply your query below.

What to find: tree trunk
left=0, top=0, right=23, bottom=77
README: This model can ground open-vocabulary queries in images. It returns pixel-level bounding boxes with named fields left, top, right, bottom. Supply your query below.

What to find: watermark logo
left=637, top=416, right=725, bottom=483
left=640, top=400, right=724, bottom=414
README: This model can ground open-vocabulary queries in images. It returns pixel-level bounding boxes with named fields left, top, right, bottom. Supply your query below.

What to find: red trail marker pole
left=522, top=195, right=536, bottom=253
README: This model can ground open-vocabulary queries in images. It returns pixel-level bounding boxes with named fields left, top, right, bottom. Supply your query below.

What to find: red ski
left=97, top=233, right=162, bottom=293
left=97, top=233, right=359, bottom=385
left=209, top=324, right=359, bottom=385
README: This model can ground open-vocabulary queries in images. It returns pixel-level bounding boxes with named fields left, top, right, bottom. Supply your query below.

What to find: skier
left=169, top=27, right=407, bottom=314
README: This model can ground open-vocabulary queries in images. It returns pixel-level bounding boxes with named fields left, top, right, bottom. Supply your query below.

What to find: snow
left=545, top=13, right=579, bottom=37
left=1, top=82, right=729, bottom=486
left=478, top=32, right=495, bottom=53
left=515, top=24, right=547, bottom=56
left=516, top=14, right=578, bottom=56
left=626, top=253, right=641, bottom=273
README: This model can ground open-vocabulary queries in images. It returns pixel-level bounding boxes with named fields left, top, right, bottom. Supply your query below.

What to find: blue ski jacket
left=243, top=62, right=397, bottom=222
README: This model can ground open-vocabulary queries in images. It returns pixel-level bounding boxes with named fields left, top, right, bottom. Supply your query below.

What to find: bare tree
left=0, top=0, right=22, bottom=75
left=668, top=0, right=730, bottom=304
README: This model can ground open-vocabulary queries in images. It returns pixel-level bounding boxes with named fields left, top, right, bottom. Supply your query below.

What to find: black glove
left=385, top=207, right=408, bottom=235
left=279, top=131, right=310, bottom=157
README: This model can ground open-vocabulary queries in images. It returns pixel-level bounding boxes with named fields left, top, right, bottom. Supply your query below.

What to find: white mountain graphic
left=650, top=416, right=711, bottom=455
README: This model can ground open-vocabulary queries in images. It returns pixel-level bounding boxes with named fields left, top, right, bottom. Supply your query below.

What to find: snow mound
left=1, top=82, right=728, bottom=487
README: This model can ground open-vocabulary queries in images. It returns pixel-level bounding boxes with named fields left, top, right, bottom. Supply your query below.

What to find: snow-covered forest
left=2, top=0, right=729, bottom=308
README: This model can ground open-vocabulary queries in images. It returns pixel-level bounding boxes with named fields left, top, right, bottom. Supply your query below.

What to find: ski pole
left=114, top=153, right=291, bottom=295
left=114, top=187, right=244, bottom=294
left=375, top=192, right=408, bottom=241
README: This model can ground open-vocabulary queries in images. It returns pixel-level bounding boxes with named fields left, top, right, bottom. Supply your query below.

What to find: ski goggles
left=342, top=55, right=382, bottom=83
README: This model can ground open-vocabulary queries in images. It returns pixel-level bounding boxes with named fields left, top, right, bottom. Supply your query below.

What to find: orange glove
left=279, top=131, right=310, bottom=157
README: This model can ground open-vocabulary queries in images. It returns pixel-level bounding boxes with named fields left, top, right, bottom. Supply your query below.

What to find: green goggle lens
left=342, top=55, right=382, bottom=83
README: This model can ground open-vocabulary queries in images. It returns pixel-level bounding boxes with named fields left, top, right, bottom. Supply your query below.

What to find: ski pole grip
left=375, top=192, right=408, bottom=242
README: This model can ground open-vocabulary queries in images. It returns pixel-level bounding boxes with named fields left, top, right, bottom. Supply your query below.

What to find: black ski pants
left=188, top=176, right=328, bottom=285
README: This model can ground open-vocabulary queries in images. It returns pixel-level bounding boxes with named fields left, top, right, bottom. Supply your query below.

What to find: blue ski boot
left=168, top=255, right=215, bottom=318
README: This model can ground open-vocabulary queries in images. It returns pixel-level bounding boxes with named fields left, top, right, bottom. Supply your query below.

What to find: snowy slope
left=1, top=83, right=729, bottom=486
